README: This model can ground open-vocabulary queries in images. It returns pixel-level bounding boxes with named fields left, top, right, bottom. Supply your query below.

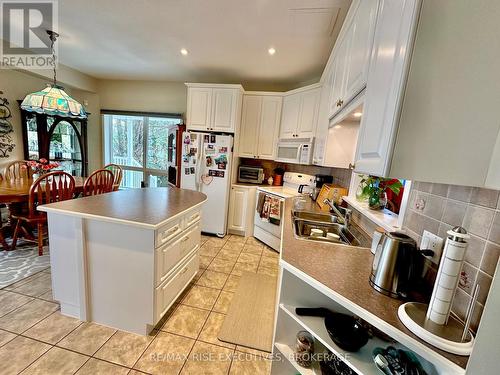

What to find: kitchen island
left=39, top=187, right=206, bottom=335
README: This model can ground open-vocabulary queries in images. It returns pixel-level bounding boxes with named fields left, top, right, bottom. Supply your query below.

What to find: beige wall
left=97, top=79, right=187, bottom=115
left=0, top=69, right=101, bottom=172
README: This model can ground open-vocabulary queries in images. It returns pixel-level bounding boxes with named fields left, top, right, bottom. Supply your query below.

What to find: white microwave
left=275, top=138, right=314, bottom=165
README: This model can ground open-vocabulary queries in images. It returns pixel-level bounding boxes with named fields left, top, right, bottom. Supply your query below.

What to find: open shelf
left=274, top=342, right=321, bottom=375
left=280, top=303, right=402, bottom=375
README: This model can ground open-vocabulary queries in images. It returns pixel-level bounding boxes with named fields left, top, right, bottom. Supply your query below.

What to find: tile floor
left=0, top=234, right=280, bottom=375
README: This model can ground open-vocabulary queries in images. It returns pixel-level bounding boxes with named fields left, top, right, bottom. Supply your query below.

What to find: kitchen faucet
left=323, top=198, right=352, bottom=228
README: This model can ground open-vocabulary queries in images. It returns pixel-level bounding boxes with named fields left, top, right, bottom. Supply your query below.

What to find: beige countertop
left=281, top=197, right=468, bottom=370
left=38, top=187, right=207, bottom=229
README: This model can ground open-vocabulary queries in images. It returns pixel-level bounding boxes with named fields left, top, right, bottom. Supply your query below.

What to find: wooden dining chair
left=4, top=160, right=32, bottom=180
left=83, top=169, right=114, bottom=196
left=104, top=164, right=123, bottom=191
left=11, top=171, right=75, bottom=255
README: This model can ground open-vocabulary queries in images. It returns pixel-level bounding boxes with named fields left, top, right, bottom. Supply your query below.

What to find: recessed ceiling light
left=180, top=48, right=188, bottom=56
left=353, top=112, right=363, bottom=117
left=268, top=47, right=276, bottom=55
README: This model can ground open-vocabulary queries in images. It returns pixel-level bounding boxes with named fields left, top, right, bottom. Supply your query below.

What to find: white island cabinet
left=38, top=188, right=207, bottom=335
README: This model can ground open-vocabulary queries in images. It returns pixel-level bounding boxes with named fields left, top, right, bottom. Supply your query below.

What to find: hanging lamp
left=21, top=30, right=88, bottom=119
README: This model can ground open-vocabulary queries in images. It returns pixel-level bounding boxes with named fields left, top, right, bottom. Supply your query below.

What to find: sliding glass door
left=103, top=113, right=182, bottom=188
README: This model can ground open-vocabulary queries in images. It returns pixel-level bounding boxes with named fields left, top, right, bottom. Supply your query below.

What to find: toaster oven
left=238, top=166, right=264, bottom=184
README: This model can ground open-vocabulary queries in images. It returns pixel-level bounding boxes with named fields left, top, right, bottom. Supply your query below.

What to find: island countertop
left=38, top=187, right=207, bottom=229
left=280, top=197, right=468, bottom=371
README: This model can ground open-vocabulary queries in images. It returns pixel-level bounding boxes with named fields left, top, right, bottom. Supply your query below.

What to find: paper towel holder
left=398, top=227, right=477, bottom=356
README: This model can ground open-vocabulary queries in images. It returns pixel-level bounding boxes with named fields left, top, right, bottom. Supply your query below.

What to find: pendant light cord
left=47, top=30, right=59, bottom=86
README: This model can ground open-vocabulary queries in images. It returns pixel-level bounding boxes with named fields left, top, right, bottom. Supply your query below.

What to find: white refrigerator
left=180, top=131, right=233, bottom=236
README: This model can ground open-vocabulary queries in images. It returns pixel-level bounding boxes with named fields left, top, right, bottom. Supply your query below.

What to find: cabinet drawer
left=155, top=251, right=199, bottom=321
left=184, top=209, right=201, bottom=229
left=155, top=223, right=201, bottom=286
left=156, top=218, right=182, bottom=247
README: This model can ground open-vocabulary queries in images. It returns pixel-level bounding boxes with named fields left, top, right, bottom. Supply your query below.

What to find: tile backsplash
left=404, top=181, right=500, bottom=331
left=238, top=158, right=352, bottom=188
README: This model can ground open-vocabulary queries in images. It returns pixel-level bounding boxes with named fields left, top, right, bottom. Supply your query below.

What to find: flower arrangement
left=25, top=158, right=59, bottom=176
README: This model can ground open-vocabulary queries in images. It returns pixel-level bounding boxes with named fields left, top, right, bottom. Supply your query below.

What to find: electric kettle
left=369, top=232, right=419, bottom=299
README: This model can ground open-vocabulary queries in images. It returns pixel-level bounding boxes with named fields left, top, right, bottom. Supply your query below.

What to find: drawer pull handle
left=179, top=267, right=188, bottom=275
left=181, top=236, right=190, bottom=243
left=187, top=213, right=200, bottom=226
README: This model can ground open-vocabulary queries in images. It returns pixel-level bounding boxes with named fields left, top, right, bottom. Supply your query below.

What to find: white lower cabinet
left=228, top=185, right=257, bottom=237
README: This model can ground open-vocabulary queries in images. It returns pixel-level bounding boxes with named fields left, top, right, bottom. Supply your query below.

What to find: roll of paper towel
left=426, top=227, right=469, bottom=325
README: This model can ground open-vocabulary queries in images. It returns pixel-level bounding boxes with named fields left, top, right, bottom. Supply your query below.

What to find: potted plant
left=357, top=175, right=403, bottom=210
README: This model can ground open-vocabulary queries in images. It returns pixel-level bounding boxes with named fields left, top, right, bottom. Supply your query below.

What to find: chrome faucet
left=323, top=198, right=352, bottom=228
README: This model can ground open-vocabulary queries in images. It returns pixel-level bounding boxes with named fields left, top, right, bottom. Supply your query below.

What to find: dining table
left=0, top=176, right=85, bottom=250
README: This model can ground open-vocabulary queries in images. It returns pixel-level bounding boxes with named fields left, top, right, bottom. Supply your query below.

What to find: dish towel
left=268, top=196, right=281, bottom=226
left=256, top=192, right=266, bottom=214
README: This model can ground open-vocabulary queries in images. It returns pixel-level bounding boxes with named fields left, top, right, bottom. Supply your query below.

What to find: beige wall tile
left=57, top=322, right=116, bottom=356
left=431, top=183, right=449, bottom=197
left=24, top=311, right=82, bottom=344
left=94, top=330, right=154, bottom=367
left=0, top=336, right=50, bottom=374
left=464, top=235, right=486, bottom=268
left=481, top=242, right=500, bottom=276
left=448, top=185, right=472, bottom=202
left=441, top=200, right=467, bottom=226
left=470, top=188, right=500, bottom=208
left=475, top=271, right=493, bottom=305
left=458, top=262, right=478, bottom=295
left=422, top=194, right=445, bottom=220
left=22, top=346, right=88, bottom=375
left=489, top=212, right=500, bottom=244
left=463, top=205, right=495, bottom=238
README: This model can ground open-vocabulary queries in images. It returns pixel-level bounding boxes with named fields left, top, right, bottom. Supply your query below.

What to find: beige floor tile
left=22, top=346, right=89, bottom=375
left=4, top=272, right=46, bottom=290
left=198, top=312, right=235, bottom=349
left=223, top=275, right=241, bottom=293
left=261, top=247, right=279, bottom=259
left=134, top=332, right=194, bottom=375
left=37, top=289, right=55, bottom=302
left=257, top=266, right=278, bottom=278
left=226, top=235, right=248, bottom=244
left=231, top=262, right=258, bottom=276
left=180, top=341, right=233, bottom=375
left=199, top=255, right=214, bottom=269
left=205, top=237, right=229, bottom=247
left=217, top=249, right=240, bottom=262
left=208, top=258, right=236, bottom=274
left=76, top=358, right=129, bottom=375
left=222, top=241, right=246, bottom=251
left=0, top=329, right=16, bottom=347
left=193, top=269, right=204, bottom=282
left=0, top=299, right=58, bottom=333
left=181, top=285, right=220, bottom=310
left=161, top=305, right=209, bottom=339
left=235, top=346, right=272, bottom=359
left=57, top=322, right=116, bottom=355
left=200, top=244, right=222, bottom=257
left=0, top=291, right=34, bottom=317
left=258, top=256, right=279, bottom=268
left=229, top=352, right=271, bottom=375
left=94, top=330, right=154, bottom=368
left=24, top=311, right=82, bottom=345
left=0, top=336, right=50, bottom=375
left=245, top=237, right=264, bottom=247
left=213, top=291, right=234, bottom=314
left=195, top=270, right=228, bottom=289
left=11, top=273, right=52, bottom=297
left=241, top=244, right=263, bottom=256
left=237, top=253, right=260, bottom=265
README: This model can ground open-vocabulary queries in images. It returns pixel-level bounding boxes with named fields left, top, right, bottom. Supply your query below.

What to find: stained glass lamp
left=20, top=30, right=88, bottom=120
left=21, top=84, right=87, bottom=119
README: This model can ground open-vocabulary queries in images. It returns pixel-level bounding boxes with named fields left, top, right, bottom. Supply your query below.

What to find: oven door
left=254, top=192, right=284, bottom=237
left=275, top=142, right=302, bottom=164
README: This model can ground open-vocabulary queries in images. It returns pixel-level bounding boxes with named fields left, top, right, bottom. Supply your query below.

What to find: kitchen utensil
left=373, top=346, right=428, bottom=375
left=370, top=232, right=432, bottom=299
left=295, top=307, right=369, bottom=352
left=319, top=350, right=357, bottom=375
left=316, top=184, right=348, bottom=211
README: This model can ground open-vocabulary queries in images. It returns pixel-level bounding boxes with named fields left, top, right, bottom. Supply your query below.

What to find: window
left=103, top=112, right=182, bottom=188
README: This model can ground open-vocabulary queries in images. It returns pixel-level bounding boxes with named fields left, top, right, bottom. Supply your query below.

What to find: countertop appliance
left=275, top=137, right=314, bottom=165
left=238, top=165, right=264, bottom=184
left=253, top=172, right=314, bottom=251
left=180, top=131, right=233, bottom=236
left=167, top=124, right=186, bottom=187
left=370, top=232, right=418, bottom=299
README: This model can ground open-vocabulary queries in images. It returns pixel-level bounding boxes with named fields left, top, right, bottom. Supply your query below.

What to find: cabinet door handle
left=349, top=163, right=355, bottom=170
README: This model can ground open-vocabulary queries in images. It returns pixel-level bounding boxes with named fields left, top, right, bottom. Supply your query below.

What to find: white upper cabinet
left=279, top=85, right=321, bottom=139
left=354, top=0, right=420, bottom=177
left=280, top=94, right=300, bottom=139
left=186, top=84, right=243, bottom=133
left=257, top=96, right=282, bottom=159
left=329, top=0, right=378, bottom=119
left=238, top=94, right=282, bottom=160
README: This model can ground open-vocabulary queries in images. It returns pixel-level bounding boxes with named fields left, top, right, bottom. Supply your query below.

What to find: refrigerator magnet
left=183, top=135, right=191, bottom=144
left=204, top=134, right=210, bottom=143
left=190, top=133, right=197, bottom=141
left=189, top=147, right=197, bottom=156
left=185, top=167, right=190, bottom=175
left=210, top=134, right=216, bottom=143
left=201, top=174, right=213, bottom=185
left=190, top=167, right=195, bottom=174
left=219, top=146, right=228, bottom=153
left=206, top=156, right=213, bottom=167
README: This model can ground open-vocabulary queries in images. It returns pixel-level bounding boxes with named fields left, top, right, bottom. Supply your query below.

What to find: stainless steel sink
left=292, top=210, right=360, bottom=246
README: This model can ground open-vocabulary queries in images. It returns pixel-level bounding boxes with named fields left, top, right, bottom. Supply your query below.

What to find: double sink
left=292, top=210, right=360, bottom=246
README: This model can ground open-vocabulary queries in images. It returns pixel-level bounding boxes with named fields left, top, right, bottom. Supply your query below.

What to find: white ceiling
left=50, top=0, right=351, bottom=88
